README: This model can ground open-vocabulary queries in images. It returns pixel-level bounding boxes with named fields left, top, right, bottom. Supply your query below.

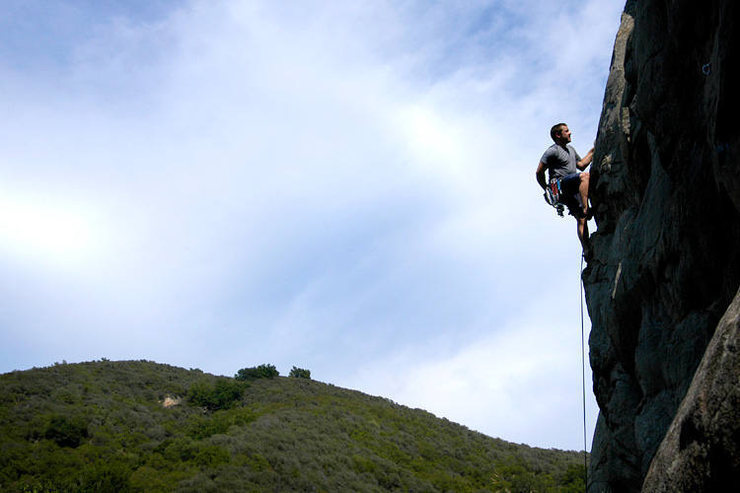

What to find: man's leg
left=579, top=172, right=590, bottom=216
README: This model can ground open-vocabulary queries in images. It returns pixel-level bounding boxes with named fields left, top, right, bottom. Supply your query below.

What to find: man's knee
left=580, top=171, right=590, bottom=185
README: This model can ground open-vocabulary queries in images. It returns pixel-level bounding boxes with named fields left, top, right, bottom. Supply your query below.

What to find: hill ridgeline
left=0, top=360, right=586, bottom=492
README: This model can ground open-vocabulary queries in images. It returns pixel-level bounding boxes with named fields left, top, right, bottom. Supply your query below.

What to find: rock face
left=641, top=287, right=740, bottom=492
left=583, top=0, right=740, bottom=491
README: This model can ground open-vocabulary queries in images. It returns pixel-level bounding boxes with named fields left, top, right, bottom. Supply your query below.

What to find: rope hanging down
left=580, top=254, right=588, bottom=490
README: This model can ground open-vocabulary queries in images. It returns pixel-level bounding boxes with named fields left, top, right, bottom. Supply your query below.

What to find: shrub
left=289, top=367, right=311, bottom=379
left=235, top=364, right=279, bottom=381
left=77, top=461, right=132, bottom=493
left=194, top=445, right=231, bottom=467
left=44, top=415, right=89, bottom=448
left=560, top=463, right=587, bottom=492
left=187, top=379, right=245, bottom=411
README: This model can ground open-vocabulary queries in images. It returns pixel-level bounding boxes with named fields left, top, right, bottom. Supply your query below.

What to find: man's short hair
left=550, top=123, right=567, bottom=142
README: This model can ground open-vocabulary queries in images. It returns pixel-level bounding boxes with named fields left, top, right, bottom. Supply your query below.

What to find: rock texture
left=641, top=287, right=740, bottom=492
left=583, top=0, right=740, bottom=491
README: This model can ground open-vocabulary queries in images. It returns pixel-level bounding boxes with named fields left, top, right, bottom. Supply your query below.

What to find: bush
left=289, top=367, right=311, bottom=379
left=44, top=415, right=89, bottom=448
left=187, top=379, right=246, bottom=411
left=77, top=461, right=132, bottom=492
left=560, top=463, right=587, bottom=492
left=194, top=445, right=231, bottom=467
left=235, top=364, right=279, bottom=381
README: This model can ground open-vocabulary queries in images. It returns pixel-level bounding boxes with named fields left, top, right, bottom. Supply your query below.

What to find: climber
left=536, top=123, right=594, bottom=254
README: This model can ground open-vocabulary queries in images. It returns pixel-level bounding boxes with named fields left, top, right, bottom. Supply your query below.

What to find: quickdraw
left=544, top=180, right=565, bottom=217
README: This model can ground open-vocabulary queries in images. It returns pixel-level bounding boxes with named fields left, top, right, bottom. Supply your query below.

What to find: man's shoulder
left=541, top=144, right=565, bottom=161
left=541, top=143, right=557, bottom=155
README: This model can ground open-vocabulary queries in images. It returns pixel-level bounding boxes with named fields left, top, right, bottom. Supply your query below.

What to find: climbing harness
left=580, top=254, right=589, bottom=489
left=544, top=179, right=565, bottom=217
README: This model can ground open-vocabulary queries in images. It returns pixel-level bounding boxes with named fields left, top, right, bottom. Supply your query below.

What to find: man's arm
left=536, top=161, right=548, bottom=190
left=577, top=147, right=594, bottom=170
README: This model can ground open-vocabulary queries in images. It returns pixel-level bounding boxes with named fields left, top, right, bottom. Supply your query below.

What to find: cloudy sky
left=0, top=0, right=624, bottom=450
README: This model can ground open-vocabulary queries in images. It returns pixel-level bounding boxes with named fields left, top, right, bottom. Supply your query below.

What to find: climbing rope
left=580, top=254, right=588, bottom=490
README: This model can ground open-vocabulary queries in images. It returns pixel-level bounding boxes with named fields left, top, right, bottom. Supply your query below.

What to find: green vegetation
left=288, top=366, right=311, bottom=379
left=186, top=378, right=246, bottom=411
left=0, top=360, right=586, bottom=492
left=235, top=363, right=280, bottom=381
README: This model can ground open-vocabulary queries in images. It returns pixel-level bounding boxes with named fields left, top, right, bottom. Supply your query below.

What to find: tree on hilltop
left=289, top=366, right=311, bottom=379
left=235, top=364, right=279, bottom=381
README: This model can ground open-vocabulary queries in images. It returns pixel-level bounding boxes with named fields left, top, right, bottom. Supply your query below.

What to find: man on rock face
left=536, top=123, right=594, bottom=253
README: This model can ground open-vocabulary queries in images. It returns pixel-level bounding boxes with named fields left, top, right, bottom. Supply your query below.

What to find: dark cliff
left=584, top=0, right=740, bottom=491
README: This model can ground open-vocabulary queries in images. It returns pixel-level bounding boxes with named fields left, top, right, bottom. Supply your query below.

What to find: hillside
left=0, top=360, right=585, bottom=492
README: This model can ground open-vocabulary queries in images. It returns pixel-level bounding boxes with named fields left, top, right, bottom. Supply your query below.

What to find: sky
left=0, top=0, right=624, bottom=451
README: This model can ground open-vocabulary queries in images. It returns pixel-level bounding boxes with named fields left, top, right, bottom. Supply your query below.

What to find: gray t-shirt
left=540, top=144, right=581, bottom=182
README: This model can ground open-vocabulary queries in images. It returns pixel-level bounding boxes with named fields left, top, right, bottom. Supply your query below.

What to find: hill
left=0, top=360, right=585, bottom=492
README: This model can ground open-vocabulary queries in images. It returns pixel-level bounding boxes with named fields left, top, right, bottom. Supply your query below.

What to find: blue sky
left=0, top=0, right=624, bottom=450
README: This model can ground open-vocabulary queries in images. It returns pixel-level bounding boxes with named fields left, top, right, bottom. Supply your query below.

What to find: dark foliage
left=234, top=364, right=279, bottom=381
left=186, top=378, right=246, bottom=411
left=44, top=414, right=89, bottom=448
left=288, top=366, right=311, bottom=379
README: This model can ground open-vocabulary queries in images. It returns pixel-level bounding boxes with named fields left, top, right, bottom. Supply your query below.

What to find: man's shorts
left=558, top=173, right=585, bottom=218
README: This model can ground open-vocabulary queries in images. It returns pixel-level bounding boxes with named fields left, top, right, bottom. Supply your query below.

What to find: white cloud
left=0, top=191, right=110, bottom=269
